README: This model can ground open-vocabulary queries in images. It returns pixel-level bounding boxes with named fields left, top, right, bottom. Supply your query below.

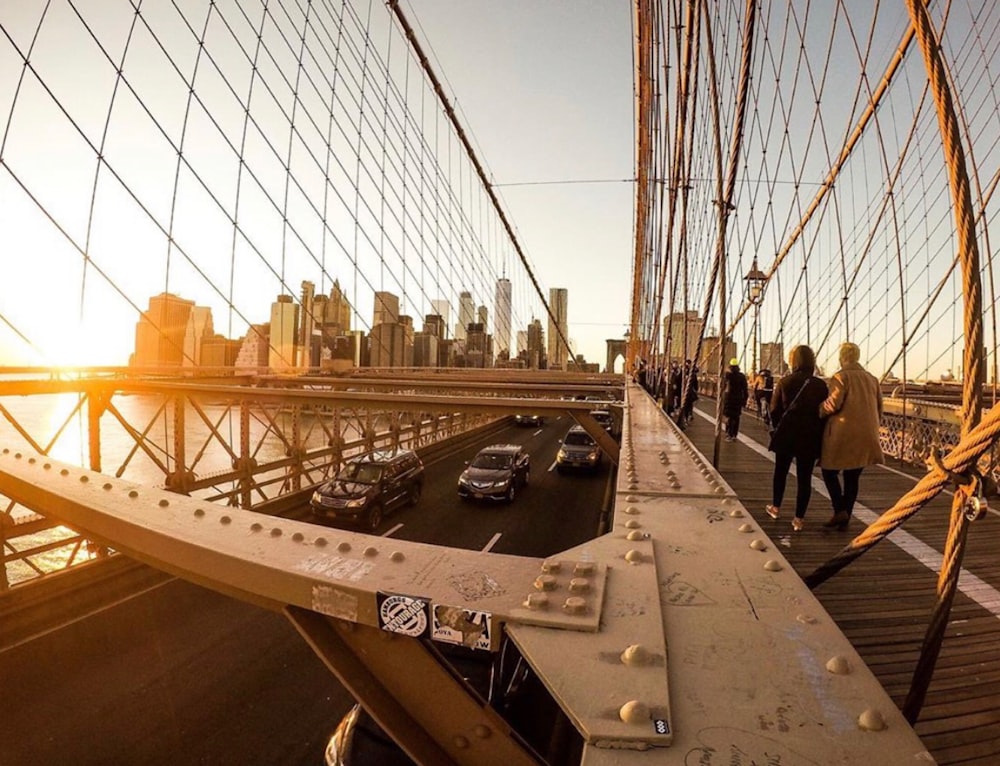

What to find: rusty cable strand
left=804, top=398, right=1000, bottom=592
left=898, top=0, right=986, bottom=723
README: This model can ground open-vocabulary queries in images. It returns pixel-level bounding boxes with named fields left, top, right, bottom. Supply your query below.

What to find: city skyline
left=131, top=277, right=600, bottom=372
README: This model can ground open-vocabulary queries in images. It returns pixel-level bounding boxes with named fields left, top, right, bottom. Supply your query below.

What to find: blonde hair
left=839, top=342, right=861, bottom=366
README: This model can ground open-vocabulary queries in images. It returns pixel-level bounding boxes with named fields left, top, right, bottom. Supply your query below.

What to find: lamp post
left=745, top=258, right=767, bottom=375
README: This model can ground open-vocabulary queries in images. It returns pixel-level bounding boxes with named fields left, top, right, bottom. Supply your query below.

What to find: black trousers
left=772, top=451, right=817, bottom=519
left=725, top=412, right=741, bottom=437
left=822, top=467, right=864, bottom=516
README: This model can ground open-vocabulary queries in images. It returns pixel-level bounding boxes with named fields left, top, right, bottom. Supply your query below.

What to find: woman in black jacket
left=765, top=345, right=829, bottom=531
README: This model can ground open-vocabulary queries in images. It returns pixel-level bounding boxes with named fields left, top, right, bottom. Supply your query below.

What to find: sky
left=398, top=0, right=636, bottom=366
left=0, top=0, right=636, bottom=369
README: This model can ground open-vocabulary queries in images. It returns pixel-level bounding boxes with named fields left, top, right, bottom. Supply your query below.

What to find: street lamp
left=744, top=257, right=767, bottom=375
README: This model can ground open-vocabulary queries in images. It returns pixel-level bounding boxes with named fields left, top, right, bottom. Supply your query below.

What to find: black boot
left=823, top=511, right=849, bottom=530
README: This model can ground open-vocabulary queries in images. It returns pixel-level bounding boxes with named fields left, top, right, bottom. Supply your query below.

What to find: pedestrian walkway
left=683, top=401, right=1000, bottom=766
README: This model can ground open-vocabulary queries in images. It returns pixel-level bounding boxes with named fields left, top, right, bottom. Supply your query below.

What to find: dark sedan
left=457, top=444, right=530, bottom=503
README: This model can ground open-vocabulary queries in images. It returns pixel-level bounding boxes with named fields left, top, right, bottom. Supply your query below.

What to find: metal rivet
left=338, top=541, right=351, bottom=553
left=453, top=735, right=469, bottom=749
left=624, top=506, right=639, bottom=515
left=43, top=463, right=51, bottom=470
left=250, top=523, right=263, bottom=532
left=103, top=483, right=113, bottom=490
left=569, top=577, right=590, bottom=592
left=574, top=562, right=595, bottom=576
left=534, top=574, right=557, bottom=591
left=28, top=457, right=36, bottom=464
left=15, top=453, right=23, bottom=460
left=826, top=656, right=850, bottom=675
left=194, top=508, right=205, bottom=518
left=128, top=490, right=139, bottom=499
left=60, top=468, right=69, bottom=476
left=292, top=532, right=304, bottom=542
left=390, top=551, right=404, bottom=562
left=621, top=644, right=653, bottom=666
left=625, top=519, right=641, bottom=529
left=363, top=546, right=378, bottom=557
left=563, top=596, right=587, bottom=614
left=159, top=499, right=169, bottom=507
left=858, top=709, right=886, bottom=731
left=619, top=700, right=650, bottom=724
left=750, top=539, right=767, bottom=551
left=473, top=724, right=491, bottom=739
left=764, top=559, right=783, bottom=571
left=80, top=475, right=89, bottom=483
left=315, top=537, right=328, bottom=547
left=626, top=530, right=646, bottom=541
left=541, top=560, right=561, bottom=574
left=523, top=593, right=549, bottom=609
left=270, top=528, right=282, bottom=537
left=625, top=549, right=643, bottom=564
left=220, top=515, right=232, bottom=525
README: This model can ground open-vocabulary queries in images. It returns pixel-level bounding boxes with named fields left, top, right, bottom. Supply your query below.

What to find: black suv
left=311, top=449, right=424, bottom=530
left=457, top=444, right=530, bottom=503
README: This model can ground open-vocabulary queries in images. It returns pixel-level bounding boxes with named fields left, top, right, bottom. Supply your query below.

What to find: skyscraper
left=329, top=279, right=352, bottom=333
left=133, top=292, right=195, bottom=367
left=182, top=305, right=213, bottom=367
left=373, top=291, right=400, bottom=327
left=456, top=291, right=475, bottom=341
left=299, top=280, right=316, bottom=367
left=430, top=299, right=450, bottom=338
left=547, top=288, right=569, bottom=370
left=527, top=318, right=544, bottom=369
left=494, top=278, right=512, bottom=360
left=269, top=294, right=299, bottom=370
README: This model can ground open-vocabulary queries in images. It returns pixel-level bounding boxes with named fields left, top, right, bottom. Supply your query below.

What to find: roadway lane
left=1, top=415, right=615, bottom=766
left=0, top=578, right=349, bottom=766
left=317, top=414, right=611, bottom=557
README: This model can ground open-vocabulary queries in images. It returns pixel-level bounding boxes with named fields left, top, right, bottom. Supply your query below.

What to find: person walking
left=819, top=342, right=884, bottom=531
left=765, top=345, right=829, bottom=531
left=722, top=358, right=749, bottom=441
left=680, top=360, right=698, bottom=426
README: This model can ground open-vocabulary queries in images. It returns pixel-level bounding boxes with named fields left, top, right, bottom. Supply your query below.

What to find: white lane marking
left=547, top=460, right=558, bottom=472
left=695, top=408, right=1000, bottom=619
left=482, top=532, right=502, bottom=552
left=382, top=523, right=404, bottom=537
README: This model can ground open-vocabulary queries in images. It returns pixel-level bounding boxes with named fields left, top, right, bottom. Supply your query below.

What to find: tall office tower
left=664, top=310, right=703, bottom=363
left=527, top=318, right=545, bottom=369
left=329, top=279, right=352, bottom=333
left=546, top=287, right=569, bottom=370
left=413, top=332, right=439, bottom=367
left=494, top=278, right=512, bottom=360
left=430, top=299, right=450, bottom=338
left=516, top=330, right=528, bottom=356
left=477, top=304, right=488, bottom=330
left=456, top=291, right=475, bottom=341
left=182, top=305, right=214, bottom=367
left=423, top=314, right=445, bottom=338
left=269, top=294, right=299, bottom=370
left=369, top=323, right=405, bottom=367
left=373, top=291, right=400, bottom=327
left=133, top=292, right=195, bottom=367
left=299, top=280, right=316, bottom=368
left=399, top=315, right=415, bottom=367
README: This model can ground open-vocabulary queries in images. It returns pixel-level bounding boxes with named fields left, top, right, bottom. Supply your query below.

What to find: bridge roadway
left=0, top=415, right=608, bottom=766
left=682, top=397, right=1000, bottom=766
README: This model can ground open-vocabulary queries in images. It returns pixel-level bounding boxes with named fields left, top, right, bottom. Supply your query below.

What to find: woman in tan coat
left=819, top=342, right=884, bottom=530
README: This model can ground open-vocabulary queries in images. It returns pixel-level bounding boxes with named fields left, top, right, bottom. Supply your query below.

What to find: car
left=556, top=426, right=602, bottom=473
left=514, top=413, right=545, bottom=426
left=588, top=409, right=614, bottom=433
left=310, top=449, right=424, bottom=530
left=457, top=444, right=530, bottom=503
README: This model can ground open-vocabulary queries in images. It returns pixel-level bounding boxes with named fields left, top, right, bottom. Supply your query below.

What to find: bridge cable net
left=631, top=0, right=1000, bottom=721
left=0, top=0, right=564, bottom=372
